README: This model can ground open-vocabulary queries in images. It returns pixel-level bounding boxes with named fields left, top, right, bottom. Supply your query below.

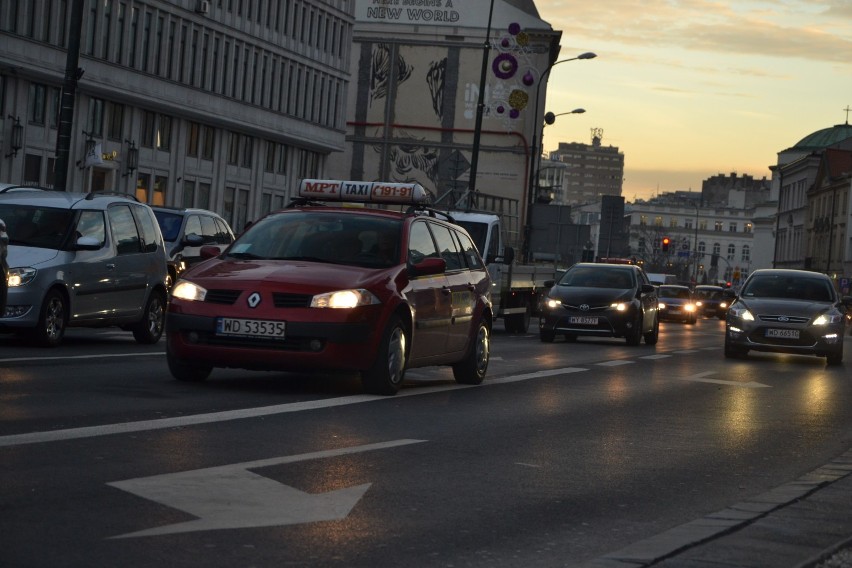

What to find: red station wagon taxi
left=166, top=179, right=493, bottom=395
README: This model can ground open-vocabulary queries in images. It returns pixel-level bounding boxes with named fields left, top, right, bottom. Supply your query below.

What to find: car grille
left=759, top=314, right=810, bottom=324
left=201, top=290, right=312, bottom=308
left=205, top=289, right=241, bottom=304
left=273, top=293, right=312, bottom=308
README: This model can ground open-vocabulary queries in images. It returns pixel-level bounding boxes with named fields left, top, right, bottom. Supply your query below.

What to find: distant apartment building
left=544, top=129, right=624, bottom=206
left=0, top=1, right=353, bottom=233
left=701, top=172, right=770, bottom=207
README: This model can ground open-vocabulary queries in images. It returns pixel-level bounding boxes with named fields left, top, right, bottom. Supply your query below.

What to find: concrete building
left=544, top=128, right=624, bottom=206
left=771, top=122, right=852, bottom=275
left=701, top=172, right=770, bottom=207
left=0, top=0, right=354, bottom=233
left=329, top=0, right=562, bottom=250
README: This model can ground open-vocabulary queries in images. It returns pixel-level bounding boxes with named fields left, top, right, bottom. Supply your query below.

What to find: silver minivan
left=0, top=191, right=169, bottom=346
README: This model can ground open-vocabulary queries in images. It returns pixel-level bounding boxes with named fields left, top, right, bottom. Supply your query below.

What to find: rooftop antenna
left=844, top=105, right=851, bottom=125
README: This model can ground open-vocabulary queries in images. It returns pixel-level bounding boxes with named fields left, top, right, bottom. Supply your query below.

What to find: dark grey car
left=0, top=191, right=169, bottom=346
left=539, top=263, right=659, bottom=345
left=724, top=269, right=851, bottom=365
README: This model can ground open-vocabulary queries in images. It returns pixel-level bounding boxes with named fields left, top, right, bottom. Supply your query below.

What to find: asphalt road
left=2, top=318, right=851, bottom=567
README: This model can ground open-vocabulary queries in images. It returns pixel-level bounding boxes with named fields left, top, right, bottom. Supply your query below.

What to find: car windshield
left=559, top=266, right=635, bottom=289
left=741, top=275, right=834, bottom=302
left=226, top=211, right=403, bottom=268
left=659, top=287, right=690, bottom=299
left=0, top=204, right=75, bottom=250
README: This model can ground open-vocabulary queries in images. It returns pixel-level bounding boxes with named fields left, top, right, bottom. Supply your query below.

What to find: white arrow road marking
left=108, top=439, right=426, bottom=538
left=679, top=371, right=770, bottom=388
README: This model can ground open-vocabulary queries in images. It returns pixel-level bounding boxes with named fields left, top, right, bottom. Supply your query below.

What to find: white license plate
left=570, top=316, right=598, bottom=325
left=766, top=328, right=799, bottom=339
left=217, top=317, right=286, bottom=338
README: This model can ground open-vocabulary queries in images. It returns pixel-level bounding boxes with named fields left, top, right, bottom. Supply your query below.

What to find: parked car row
left=0, top=189, right=234, bottom=347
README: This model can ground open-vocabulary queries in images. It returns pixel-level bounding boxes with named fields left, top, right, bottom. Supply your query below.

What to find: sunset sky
left=535, top=0, right=852, bottom=201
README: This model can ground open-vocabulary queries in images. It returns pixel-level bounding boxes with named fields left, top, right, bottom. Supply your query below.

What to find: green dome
left=793, top=123, right=852, bottom=149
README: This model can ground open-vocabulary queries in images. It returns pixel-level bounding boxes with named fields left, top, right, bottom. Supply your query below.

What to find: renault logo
left=579, top=304, right=590, bottom=311
left=247, top=292, right=261, bottom=308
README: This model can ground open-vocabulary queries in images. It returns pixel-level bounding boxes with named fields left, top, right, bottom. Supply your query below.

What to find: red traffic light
left=661, top=236, right=671, bottom=252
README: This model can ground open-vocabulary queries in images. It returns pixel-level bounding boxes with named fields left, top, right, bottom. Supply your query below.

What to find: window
left=197, top=182, right=211, bottom=209
left=223, top=186, right=235, bottom=225
left=653, top=216, right=662, bottom=227
left=109, top=204, right=142, bottom=255
left=714, top=221, right=723, bottom=232
left=157, top=115, right=171, bottom=151
left=183, top=179, right=195, bottom=207
left=107, top=102, right=124, bottom=140
left=152, top=175, right=167, bottom=206
left=669, top=217, right=678, bottom=228
left=240, top=136, right=253, bottom=168
left=741, top=245, right=750, bottom=262
left=265, top=140, right=275, bottom=172
left=227, top=132, right=239, bottom=164
left=698, top=241, right=705, bottom=255
left=728, top=222, right=737, bottom=232
left=50, top=87, right=61, bottom=128
left=88, top=97, right=105, bottom=137
left=141, top=110, right=156, bottom=147
left=29, top=83, right=47, bottom=125
left=201, top=126, right=215, bottom=160
left=187, top=122, right=200, bottom=157
left=135, top=173, right=149, bottom=203
left=24, top=154, right=41, bottom=185
left=713, top=243, right=721, bottom=256
left=727, top=244, right=735, bottom=260
left=744, top=223, right=752, bottom=233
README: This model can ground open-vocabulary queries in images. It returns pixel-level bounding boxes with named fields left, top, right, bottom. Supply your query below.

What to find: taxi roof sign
left=298, top=179, right=430, bottom=205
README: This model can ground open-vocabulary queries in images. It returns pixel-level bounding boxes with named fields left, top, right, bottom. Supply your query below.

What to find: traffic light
left=661, top=236, right=671, bottom=252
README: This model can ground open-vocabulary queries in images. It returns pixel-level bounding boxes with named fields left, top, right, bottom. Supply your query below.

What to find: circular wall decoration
left=492, top=53, right=518, bottom=80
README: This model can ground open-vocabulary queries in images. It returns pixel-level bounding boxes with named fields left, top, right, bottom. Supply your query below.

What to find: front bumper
left=725, top=320, right=844, bottom=356
left=166, top=311, right=381, bottom=372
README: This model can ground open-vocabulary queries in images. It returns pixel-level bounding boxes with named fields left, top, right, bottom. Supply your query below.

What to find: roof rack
left=84, top=191, right=139, bottom=201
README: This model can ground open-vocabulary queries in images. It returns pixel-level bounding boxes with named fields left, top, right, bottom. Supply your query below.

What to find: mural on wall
left=370, top=43, right=413, bottom=108
left=373, top=129, right=440, bottom=195
left=426, top=58, right=447, bottom=120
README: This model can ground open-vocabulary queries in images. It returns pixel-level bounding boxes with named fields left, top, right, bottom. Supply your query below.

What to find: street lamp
left=533, top=107, right=585, bottom=203
left=523, top=52, right=596, bottom=261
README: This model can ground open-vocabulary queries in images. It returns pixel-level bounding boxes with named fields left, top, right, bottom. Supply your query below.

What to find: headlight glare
left=8, top=267, right=37, bottom=287
left=172, top=280, right=207, bottom=301
left=611, top=302, right=627, bottom=311
left=729, top=306, right=754, bottom=321
left=812, top=313, right=842, bottom=326
left=311, top=289, right=379, bottom=308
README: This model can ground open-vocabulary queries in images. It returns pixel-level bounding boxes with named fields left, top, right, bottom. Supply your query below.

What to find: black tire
left=644, top=315, right=659, bottom=345
left=504, top=301, right=531, bottom=334
left=453, top=319, right=490, bottom=385
left=167, top=348, right=212, bottom=382
left=132, top=291, right=166, bottom=344
left=362, top=315, right=407, bottom=395
left=724, top=338, right=748, bottom=359
left=625, top=315, right=642, bottom=346
left=826, top=348, right=843, bottom=366
left=31, top=289, right=67, bottom=347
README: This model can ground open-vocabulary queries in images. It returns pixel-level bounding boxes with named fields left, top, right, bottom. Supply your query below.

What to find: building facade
left=329, top=0, right=561, bottom=250
left=545, top=129, right=624, bottom=206
left=0, top=0, right=353, bottom=233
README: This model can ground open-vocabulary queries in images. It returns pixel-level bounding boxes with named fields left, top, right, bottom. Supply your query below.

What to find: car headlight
left=7, top=267, right=37, bottom=287
left=812, top=313, right=843, bottom=326
left=545, top=298, right=562, bottom=309
left=171, top=280, right=207, bottom=301
left=719, top=302, right=727, bottom=309
left=658, top=302, right=667, bottom=309
left=685, top=303, right=696, bottom=312
left=311, top=289, right=380, bottom=309
left=610, top=302, right=628, bottom=311
left=728, top=306, right=754, bottom=321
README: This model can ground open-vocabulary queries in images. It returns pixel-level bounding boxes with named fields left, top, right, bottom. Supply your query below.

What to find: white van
left=646, top=273, right=678, bottom=286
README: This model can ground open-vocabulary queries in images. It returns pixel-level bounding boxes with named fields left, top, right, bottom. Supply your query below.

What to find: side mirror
left=184, top=233, right=204, bottom=246
left=74, top=236, right=102, bottom=250
left=411, top=256, right=446, bottom=276
left=543, top=279, right=555, bottom=288
left=199, top=245, right=222, bottom=259
left=502, top=246, right=515, bottom=265
left=640, top=284, right=656, bottom=295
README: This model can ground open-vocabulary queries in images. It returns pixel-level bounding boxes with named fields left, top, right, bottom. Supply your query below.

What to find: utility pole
left=54, top=0, right=85, bottom=191
left=466, top=0, right=495, bottom=212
